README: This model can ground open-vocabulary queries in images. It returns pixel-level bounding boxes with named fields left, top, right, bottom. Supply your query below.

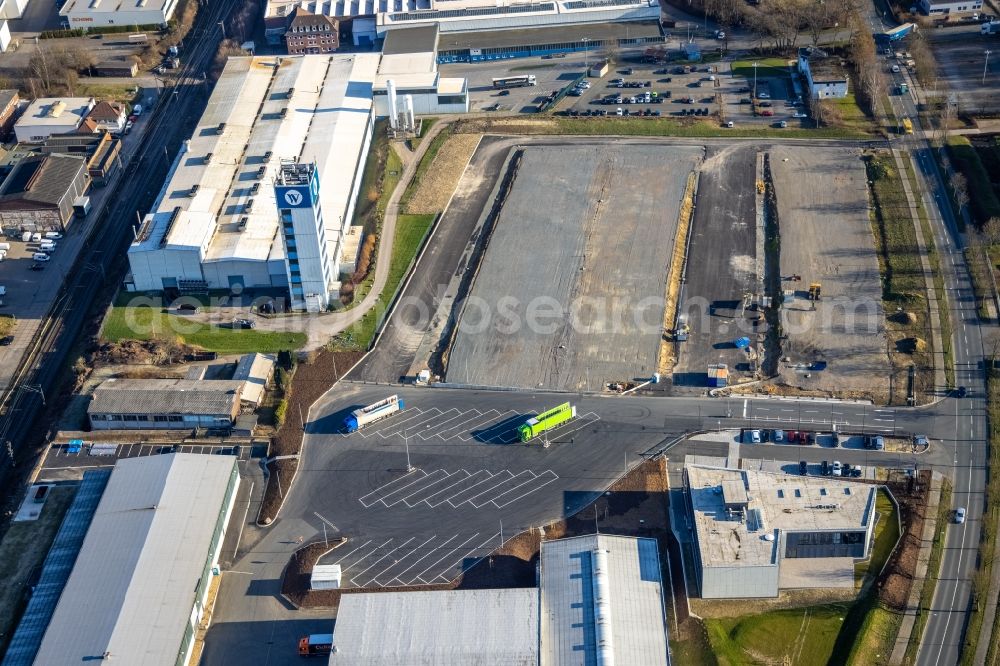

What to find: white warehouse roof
left=540, top=534, right=670, bottom=666
left=15, top=97, right=94, bottom=130
left=33, top=454, right=238, bottom=666
left=128, top=54, right=379, bottom=274
left=330, top=588, right=539, bottom=665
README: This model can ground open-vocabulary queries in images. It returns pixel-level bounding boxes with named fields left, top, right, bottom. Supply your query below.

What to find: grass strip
left=101, top=307, right=306, bottom=353
left=961, top=366, right=1000, bottom=664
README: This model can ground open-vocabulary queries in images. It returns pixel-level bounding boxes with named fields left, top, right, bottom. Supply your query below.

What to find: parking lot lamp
left=582, top=37, right=590, bottom=71
left=985, top=50, right=993, bottom=86
left=752, top=62, right=759, bottom=98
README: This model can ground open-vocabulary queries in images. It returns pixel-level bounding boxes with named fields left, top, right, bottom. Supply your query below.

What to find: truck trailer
left=343, top=395, right=405, bottom=433
left=298, top=634, right=333, bottom=657
left=518, top=403, right=576, bottom=442
left=983, top=20, right=1000, bottom=35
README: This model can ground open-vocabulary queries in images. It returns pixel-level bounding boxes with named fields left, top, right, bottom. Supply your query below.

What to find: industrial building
left=0, top=0, right=29, bottom=20
left=285, top=7, right=340, bottom=54
left=0, top=153, right=90, bottom=231
left=331, top=589, right=539, bottom=664
left=798, top=48, right=851, bottom=99
left=327, top=534, right=670, bottom=665
left=919, top=0, right=982, bottom=16
left=31, top=454, right=240, bottom=666
left=264, top=0, right=660, bottom=47
left=0, top=89, right=20, bottom=138
left=14, top=97, right=95, bottom=143
left=87, top=378, right=245, bottom=430
left=35, top=130, right=123, bottom=187
left=684, top=463, right=877, bottom=599
left=59, top=0, right=179, bottom=29
left=373, top=25, right=469, bottom=118
left=125, top=54, right=380, bottom=311
left=231, top=352, right=276, bottom=406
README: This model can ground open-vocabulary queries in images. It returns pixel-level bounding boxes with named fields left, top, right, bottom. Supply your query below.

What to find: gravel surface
left=405, top=133, right=483, bottom=214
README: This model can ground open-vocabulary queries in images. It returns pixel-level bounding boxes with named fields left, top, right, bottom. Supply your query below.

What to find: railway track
left=0, top=0, right=243, bottom=517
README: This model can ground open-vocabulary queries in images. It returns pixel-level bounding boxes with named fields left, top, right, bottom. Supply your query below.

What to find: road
left=0, top=0, right=240, bottom=518
left=861, top=6, right=992, bottom=663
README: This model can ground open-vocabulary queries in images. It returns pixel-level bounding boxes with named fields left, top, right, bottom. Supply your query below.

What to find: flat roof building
left=798, top=47, right=850, bottom=99
left=59, top=0, right=180, bottom=28
left=374, top=25, right=469, bottom=117
left=32, top=454, right=240, bottom=666
left=14, top=97, right=95, bottom=143
left=87, top=378, right=244, bottom=430
left=685, top=463, right=877, bottom=598
left=327, top=534, right=670, bottom=666
left=540, top=534, right=670, bottom=666
left=126, top=55, right=379, bottom=310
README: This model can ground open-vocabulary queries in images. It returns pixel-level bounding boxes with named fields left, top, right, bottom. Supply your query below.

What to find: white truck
left=343, top=395, right=405, bottom=432
left=983, top=20, right=1000, bottom=35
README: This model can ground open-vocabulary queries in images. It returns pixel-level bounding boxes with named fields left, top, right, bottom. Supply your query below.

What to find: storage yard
left=445, top=143, right=702, bottom=391
left=770, top=145, right=889, bottom=397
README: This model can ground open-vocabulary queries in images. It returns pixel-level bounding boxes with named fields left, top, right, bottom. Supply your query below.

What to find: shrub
left=275, top=398, right=288, bottom=427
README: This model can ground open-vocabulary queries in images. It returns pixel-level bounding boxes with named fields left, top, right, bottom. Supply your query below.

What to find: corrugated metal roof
left=0, top=154, right=86, bottom=209
left=540, top=534, right=670, bottom=666
left=32, top=454, right=238, bottom=666
left=88, top=378, right=243, bottom=416
left=330, top=589, right=538, bottom=665
left=232, top=353, right=275, bottom=405
left=1, top=470, right=111, bottom=666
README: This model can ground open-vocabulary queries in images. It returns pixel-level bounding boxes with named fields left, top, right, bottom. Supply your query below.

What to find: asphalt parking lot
left=446, top=143, right=701, bottom=392
left=770, top=145, right=890, bottom=396
left=928, top=26, right=1000, bottom=114
left=673, top=143, right=762, bottom=388
left=441, top=59, right=588, bottom=113
left=294, top=384, right=695, bottom=590
left=719, top=61, right=806, bottom=128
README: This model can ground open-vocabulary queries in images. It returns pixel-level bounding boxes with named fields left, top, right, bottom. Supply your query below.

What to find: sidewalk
left=167, top=121, right=450, bottom=351
left=890, top=471, right=943, bottom=664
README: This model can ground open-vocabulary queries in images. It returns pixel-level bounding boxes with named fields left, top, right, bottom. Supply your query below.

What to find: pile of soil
left=877, top=470, right=933, bottom=610
left=93, top=339, right=194, bottom=366
left=282, top=458, right=672, bottom=609
left=258, top=349, right=364, bottom=524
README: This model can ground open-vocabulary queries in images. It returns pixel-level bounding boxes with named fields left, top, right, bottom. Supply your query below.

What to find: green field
left=706, top=603, right=851, bottom=666
left=731, top=58, right=794, bottom=79
left=857, top=490, right=902, bottom=583
left=331, top=213, right=437, bottom=350
left=102, top=307, right=306, bottom=353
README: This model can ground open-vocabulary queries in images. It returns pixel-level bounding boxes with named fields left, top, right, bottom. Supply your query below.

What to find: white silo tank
left=404, top=95, right=415, bottom=132
left=386, top=79, right=398, bottom=129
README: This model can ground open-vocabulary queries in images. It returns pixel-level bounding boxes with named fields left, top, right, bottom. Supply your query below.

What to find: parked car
left=772, top=429, right=785, bottom=443
left=757, top=91, right=771, bottom=99
left=747, top=429, right=762, bottom=444
left=832, top=460, right=843, bottom=477
left=821, top=460, right=831, bottom=476
left=232, top=318, right=256, bottom=329
left=176, top=303, right=200, bottom=313
left=799, top=460, right=808, bottom=475
left=29, top=262, right=44, bottom=271
left=793, top=111, right=808, bottom=118
left=0, top=335, right=13, bottom=346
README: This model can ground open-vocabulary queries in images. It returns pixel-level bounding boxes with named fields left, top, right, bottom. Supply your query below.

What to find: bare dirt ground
left=282, top=457, right=673, bottom=609
left=404, top=134, right=482, bottom=215
left=769, top=146, right=890, bottom=399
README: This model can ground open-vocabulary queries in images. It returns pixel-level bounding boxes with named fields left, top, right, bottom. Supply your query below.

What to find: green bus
left=518, top=403, right=577, bottom=442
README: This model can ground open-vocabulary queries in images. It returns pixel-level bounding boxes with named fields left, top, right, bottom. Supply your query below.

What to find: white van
left=31, top=232, right=41, bottom=243
left=44, top=232, right=62, bottom=240
left=32, top=252, right=50, bottom=262
left=20, top=231, right=31, bottom=242
left=39, top=243, right=55, bottom=253
left=0, top=243, right=10, bottom=252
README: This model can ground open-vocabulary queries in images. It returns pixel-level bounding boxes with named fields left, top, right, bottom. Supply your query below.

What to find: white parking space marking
left=357, top=469, right=424, bottom=507
left=417, top=409, right=476, bottom=437
left=347, top=537, right=416, bottom=584
left=433, top=531, right=502, bottom=583
left=488, top=470, right=561, bottom=509
left=332, top=539, right=375, bottom=566
left=336, top=538, right=391, bottom=573
left=369, top=469, right=451, bottom=507
left=388, top=534, right=460, bottom=584
left=397, top=470, right=472, bottom=506
left=433, top=409, right=510, bottom=440
left=412, top=532, right=482, bottom=584
left=444, top=470, right=516, bottom=505
left=377, top=408, right=461, bottom=438
left=359, top=535, right=437, bottom=588
left=424, top=470, right=494, bottom=507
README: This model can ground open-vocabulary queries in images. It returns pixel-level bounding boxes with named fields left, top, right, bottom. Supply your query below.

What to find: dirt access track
left=446, top=143, right=702, bottom=392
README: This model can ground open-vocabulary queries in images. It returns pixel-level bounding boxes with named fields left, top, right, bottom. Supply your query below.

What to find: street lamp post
left=984, top=50, right=993, bottom=86
left=752, top=62, right=759, bottom=99
left=218, top=21, right=226, bottom=40
left=582, top=37, right=590, bottom=72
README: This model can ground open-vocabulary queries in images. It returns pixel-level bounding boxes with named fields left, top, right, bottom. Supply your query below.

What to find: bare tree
left=951, top=172, right=970, bottom=218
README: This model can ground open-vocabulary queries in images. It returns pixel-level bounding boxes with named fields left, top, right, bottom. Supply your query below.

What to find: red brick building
left=285, top=8, right=339, bottom=54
